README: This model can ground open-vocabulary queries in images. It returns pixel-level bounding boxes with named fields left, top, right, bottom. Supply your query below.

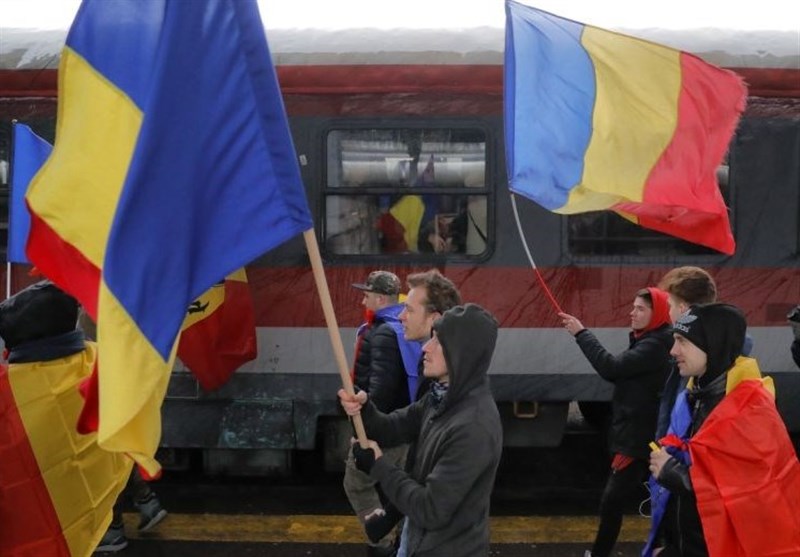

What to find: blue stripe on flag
left=73, top=0, right=312, bottom=359
left=504, top=0, right=595, bottom=209
left=66, top=0, right=165, bottom=110
left=9, top=123, right=52, bottom=264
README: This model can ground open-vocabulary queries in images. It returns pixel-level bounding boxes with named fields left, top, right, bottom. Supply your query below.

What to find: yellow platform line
left=124, top=513, right=650, bottom=544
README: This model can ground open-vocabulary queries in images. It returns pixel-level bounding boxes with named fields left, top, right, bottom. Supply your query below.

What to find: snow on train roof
left=2, top=0, right=798, bottom=72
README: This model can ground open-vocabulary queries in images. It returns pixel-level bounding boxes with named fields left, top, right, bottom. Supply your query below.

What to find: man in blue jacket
left=345, top=271, right=421, bottom=557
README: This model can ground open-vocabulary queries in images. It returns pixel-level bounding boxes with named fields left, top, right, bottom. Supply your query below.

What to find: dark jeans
left=591, top=458, right=649, bottom=557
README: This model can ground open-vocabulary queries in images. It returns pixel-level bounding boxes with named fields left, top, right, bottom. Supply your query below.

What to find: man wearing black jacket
left=344, top=271, right=421, bottom=557
left=560, top=287, right=673, bottom=557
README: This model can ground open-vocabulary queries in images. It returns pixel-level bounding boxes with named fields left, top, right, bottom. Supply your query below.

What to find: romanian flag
left=0, top=346, right=132, bottom=557
left=178, top=268, right=257, bottom=391
left=504, top=1, right=746, bottom=254
left=8, top=123, right=52, bottom=264
left=376, top=155, right=435, bottom=253
left=25, top=0, right=312, bottom=475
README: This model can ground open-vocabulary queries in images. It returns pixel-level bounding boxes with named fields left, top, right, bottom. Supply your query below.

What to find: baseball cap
left=352, top=271, right=401, bottom=296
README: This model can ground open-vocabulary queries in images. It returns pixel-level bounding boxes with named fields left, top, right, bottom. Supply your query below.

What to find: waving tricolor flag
left=25, top=0, right=312, bottom=476
left=504, top=0, right=746, bottom=254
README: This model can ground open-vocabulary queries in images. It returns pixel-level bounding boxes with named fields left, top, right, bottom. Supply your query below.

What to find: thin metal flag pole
left=302, top=228, right=368, bottom=446
left=6, top=120, right=16, bottom=301
left=510, top=192, right=564, bottom=314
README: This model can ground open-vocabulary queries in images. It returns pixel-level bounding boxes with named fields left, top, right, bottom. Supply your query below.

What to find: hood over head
left=0, top=280, right=79, bottom=349
left=634, top=286, right=671, bottom=337
left=431, top=303, right=498, bottom=409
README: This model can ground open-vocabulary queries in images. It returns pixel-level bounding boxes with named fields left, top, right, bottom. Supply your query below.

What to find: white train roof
left=2, top=26, right=798, bottom=71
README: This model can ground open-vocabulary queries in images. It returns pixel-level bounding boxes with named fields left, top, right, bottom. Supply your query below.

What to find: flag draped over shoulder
left=9, top=123, right=52, bottom=264
left=504, top=0, right=746, bottom=254
left=0, top=347, right=132, bottom=557
left=178, top=268, right=257, bottom=391
left=25, top=0, right=313, bottom=475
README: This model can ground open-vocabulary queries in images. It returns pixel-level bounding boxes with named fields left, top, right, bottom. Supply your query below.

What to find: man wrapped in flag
left=0, top=281, right=131, bottom=557
left=24, top=0, right=313, bottom=477
left=645, top=304, right=800, bottom=556
left=504, top=0, right=746, bottom=254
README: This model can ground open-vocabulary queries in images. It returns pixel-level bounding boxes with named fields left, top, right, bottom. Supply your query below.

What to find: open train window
left=323, top=128, right=489, bottom=258
left=567, top=160, right=732, bottom=257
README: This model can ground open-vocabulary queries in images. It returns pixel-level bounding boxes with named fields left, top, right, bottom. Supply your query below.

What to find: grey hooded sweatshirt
left=360, top=303, right=503, bottom=557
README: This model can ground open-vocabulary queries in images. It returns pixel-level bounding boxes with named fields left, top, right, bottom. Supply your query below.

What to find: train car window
left=567, top=159, right=732, bottom=256
left=324, top=128, right=489, bottom=257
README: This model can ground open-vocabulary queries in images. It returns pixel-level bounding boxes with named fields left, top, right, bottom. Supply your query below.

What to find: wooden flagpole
left=302, top=229, right=368, bottom=446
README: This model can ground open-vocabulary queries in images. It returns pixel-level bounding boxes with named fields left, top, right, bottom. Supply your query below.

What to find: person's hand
left=353, top=440, right=382, bottom=473
left=558, top=312, right=585, bottom=336
left=649, top=447, right=671, bottom=479
left=338, top=389, right=368, bottom=416
left=427, top=233, right=448, bottom=253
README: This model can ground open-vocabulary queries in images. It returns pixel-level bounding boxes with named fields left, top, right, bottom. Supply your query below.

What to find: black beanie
left=0, top=280, right=79, bottom=349
left=673, top=303, right=746, bottom=385
left=673, top=308, right=709, bottom=353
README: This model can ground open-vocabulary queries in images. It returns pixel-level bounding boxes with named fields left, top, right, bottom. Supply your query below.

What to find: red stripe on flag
left=633, top=53, right=744, bottom=254
left=26, top=207, right=102, bottom=318
left=0, top=368, right=70, bottom=557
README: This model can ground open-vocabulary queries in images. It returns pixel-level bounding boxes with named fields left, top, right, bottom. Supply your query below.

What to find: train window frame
left=320, top=122, right=495, bottom=262
left=563, top=144, right=738, bottom=263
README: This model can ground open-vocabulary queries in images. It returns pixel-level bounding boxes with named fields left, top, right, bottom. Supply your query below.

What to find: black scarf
left=8, top=330, right=86, bottom=364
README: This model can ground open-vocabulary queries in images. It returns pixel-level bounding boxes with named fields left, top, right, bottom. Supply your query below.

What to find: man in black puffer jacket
left=339, top=304, right=503, bottom=557
left=344, top=271, right=422, bottom=556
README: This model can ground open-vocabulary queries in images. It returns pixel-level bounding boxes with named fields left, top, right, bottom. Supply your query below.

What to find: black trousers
left=591, top=458, right=649, bottom=557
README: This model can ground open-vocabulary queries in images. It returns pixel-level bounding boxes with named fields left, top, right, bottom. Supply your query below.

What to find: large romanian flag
left=0, top=346, right=132, bottom=557
left=178, top=268, right=257, bottom=391
left=504, top=0, right=746, bottom=254
left=25, top=0, right=313, bottom=475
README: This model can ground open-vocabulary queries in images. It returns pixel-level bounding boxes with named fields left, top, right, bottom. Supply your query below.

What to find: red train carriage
left=1, top=25, right=798, bottom=472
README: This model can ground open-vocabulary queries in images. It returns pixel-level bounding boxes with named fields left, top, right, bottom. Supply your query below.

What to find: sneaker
left=134, top=493, right=168, bottom=532
left=95, top=525, right=128, bottom=553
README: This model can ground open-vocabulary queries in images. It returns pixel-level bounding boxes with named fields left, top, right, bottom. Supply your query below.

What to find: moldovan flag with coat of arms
left=0, top=345, right=132, bottom=557
left=504, top=0, right=746, bottom=254
left=24, top=0, right=313, bottom=477
left=178, top=268, right=257, bottom=391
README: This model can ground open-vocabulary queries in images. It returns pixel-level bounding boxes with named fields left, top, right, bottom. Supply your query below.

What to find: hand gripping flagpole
left=303, top=229, right=369, bottom=447
left=510, top=193, right=564, bottom=314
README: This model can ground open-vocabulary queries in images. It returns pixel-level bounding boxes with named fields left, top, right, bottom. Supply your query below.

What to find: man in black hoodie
left=339, top=304, right=502, bottom=557
left=644, top=303, right=800, bottom=557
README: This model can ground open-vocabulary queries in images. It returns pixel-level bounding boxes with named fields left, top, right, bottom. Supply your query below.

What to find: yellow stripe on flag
left=96, top=281, right=175, bottom=476
left=559, top=28, right=681, bottom=213
left=26, top=48, right=142, bottom=268
left=389, top=195, right=425, bottom=250
left=10, top=345, right=132, bottom=557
